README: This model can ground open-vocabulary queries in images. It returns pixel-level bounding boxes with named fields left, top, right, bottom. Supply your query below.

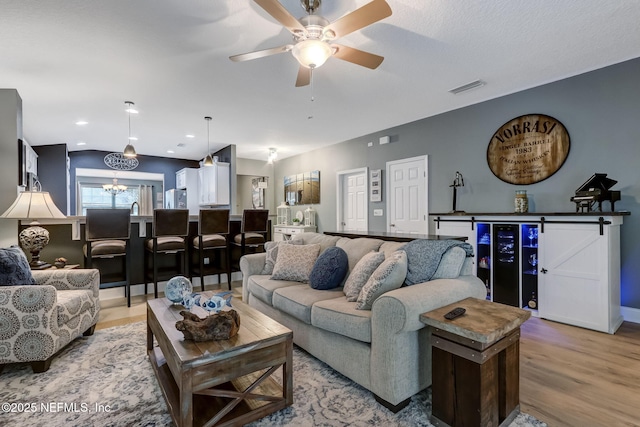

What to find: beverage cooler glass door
left=493, top=224, right=519, bottom=307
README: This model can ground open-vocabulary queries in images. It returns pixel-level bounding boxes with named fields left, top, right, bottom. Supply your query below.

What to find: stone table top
left=420, top=297, right=531, bottom=346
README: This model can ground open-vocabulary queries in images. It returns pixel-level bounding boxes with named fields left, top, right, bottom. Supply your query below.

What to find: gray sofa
left=240, top=233, right=486, bottom=411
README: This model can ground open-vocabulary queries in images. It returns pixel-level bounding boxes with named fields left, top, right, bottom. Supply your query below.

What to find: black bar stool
left=84, top=208, right=132, bottom=306
left=144, top=209, right=190, bottom=299
left=231, top=209, right=269, bottom=256
left=190, top=209, right=231, bottom=291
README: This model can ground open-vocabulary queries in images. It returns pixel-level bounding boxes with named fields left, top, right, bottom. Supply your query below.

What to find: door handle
left=390, top=224, right=396, bottom=227
left=540, top=268, right=547, bottom=274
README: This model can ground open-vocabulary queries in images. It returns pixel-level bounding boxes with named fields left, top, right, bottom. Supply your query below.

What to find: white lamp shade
left=292, top=40, right=332, bottom=69
left=1, top=191, right=66, bottom=220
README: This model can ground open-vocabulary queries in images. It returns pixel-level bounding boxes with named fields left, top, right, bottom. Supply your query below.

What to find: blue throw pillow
left=309, top=246, right=349, bottom=290
left=0, top=246, right=36, bottom=286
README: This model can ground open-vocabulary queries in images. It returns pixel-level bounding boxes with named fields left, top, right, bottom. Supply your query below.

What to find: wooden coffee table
left=147, top=295, right=293, bottom=427
left=420, top=297, right=531, bottom=427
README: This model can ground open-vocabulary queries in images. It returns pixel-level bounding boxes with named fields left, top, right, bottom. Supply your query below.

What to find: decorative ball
left=165, top=276, right=193, bottom=304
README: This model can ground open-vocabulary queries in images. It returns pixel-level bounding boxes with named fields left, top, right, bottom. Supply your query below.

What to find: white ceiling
left=1, top=0, right=640, bottom=162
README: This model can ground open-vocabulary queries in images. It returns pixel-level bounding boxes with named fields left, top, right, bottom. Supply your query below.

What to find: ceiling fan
left=230, top=0, right=392, bottom=87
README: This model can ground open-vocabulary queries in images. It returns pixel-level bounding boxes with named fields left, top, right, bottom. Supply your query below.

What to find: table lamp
left=1, top=190, right=66, bottom=269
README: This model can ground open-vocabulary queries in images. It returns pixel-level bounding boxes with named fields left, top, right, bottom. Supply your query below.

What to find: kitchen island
left=21, top=215, right=272, bottom=290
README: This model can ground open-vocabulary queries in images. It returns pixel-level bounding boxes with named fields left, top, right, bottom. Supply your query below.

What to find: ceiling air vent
left=449, top=80, right=485, bottom=95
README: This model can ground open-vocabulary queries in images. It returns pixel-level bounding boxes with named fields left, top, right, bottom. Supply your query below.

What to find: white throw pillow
left=343, top=251, right=385, bottom=302
left=356, top=250, right=408, bottom=310
left=271, top=243, right=321, bottom=283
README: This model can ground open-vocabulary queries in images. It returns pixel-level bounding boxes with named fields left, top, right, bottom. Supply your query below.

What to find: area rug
left=0, top=322, right=547, bottom=426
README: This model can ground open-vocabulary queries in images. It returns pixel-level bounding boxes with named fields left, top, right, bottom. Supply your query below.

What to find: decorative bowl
left=165, top=276, right=193, bottom=305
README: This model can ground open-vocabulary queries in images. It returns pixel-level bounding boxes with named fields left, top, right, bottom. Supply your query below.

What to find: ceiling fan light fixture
left=268, top=148, right=278, bottom=163
left=292, top=39, right=332, bottom=68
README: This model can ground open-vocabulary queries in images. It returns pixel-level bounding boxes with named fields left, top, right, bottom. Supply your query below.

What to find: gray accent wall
left=0, top=89, right=22, bottom=247
left=273, top=58, right=640, bottom=308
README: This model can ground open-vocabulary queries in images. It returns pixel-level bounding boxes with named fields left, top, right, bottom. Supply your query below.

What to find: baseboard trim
left=621, top=306, right=640, bottom=324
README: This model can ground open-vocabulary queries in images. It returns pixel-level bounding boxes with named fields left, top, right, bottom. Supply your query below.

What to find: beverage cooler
left=492, top=224, right=519, bottom=307
left=521, top=224, right=539, bottom=310
left=476, top=223, right=492, bottom=300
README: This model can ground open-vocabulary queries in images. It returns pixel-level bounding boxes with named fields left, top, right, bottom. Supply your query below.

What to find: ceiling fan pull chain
left=308, top=66, right=315, bottom=120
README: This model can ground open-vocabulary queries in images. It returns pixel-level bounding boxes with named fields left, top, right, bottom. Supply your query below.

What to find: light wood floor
left=97, top=292, right=640, bottom=426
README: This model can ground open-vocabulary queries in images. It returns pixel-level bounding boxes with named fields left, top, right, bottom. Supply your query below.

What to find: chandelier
left=103, top=178, right=127, bottom=195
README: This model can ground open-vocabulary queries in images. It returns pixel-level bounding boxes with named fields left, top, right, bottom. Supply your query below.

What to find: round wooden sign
left=487, top=114, right=570, bottom=184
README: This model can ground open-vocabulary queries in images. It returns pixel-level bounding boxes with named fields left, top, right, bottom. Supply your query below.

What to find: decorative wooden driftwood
left=175, top=309, right=240, bottom=341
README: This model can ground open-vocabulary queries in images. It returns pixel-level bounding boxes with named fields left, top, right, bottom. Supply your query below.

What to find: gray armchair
left=0, top=269, right=100, bottom=373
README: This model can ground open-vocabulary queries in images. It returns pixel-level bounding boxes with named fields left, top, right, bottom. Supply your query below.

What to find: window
left=78, top=184, right=139, bottom=215
left=75, top=168, right=164, bottom=216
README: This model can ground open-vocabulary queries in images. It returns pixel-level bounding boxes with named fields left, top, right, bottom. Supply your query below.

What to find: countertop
left=431, top=211, right=630, bottom=217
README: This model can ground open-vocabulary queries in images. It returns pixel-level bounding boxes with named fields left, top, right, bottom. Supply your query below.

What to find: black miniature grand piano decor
left=570, top=173, right=621, bottom=212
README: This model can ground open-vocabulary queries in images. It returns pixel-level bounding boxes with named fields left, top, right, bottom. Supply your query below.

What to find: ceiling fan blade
left=254, top=0, right=307, bottom=35
left=295, top=66, right=311, bottom=87
left=229, top=45, right=292, bottom=62
left=324, top=0, right=392, bottom=39
left=331, top=44, right=384, bottom=69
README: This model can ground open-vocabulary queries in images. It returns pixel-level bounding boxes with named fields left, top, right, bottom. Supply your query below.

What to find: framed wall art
left=370, top=169, right=382, bottom=202
left=284, top=170, right=320, bottom=206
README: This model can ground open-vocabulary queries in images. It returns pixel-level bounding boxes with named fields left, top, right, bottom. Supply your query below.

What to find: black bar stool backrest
left=241, top=209, right=269, bottom=234
left=153, top=209, right=190, bottom=237
left=86, top=209, right=131, bottom=241
left=199, top=209, right=230, bottom=236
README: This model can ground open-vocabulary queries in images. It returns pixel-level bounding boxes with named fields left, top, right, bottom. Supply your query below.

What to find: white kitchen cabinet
left=434, top=213, right=626, bottom=333
left=198, top=162, right=230, bottom=206
left=176, top=167, right=198, bottom=190
left=273, top=225, right=316, bottom=241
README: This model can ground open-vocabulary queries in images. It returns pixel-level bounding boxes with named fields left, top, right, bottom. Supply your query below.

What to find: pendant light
left=203, top=116, right=214, bottom=167
left=123, top=101, right=137, bottom=158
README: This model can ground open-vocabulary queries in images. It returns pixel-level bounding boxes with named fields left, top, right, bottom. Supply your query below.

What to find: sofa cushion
left=271, top=243, right=321, bottom=283
left=356, top=250, right=408, bottom=310
left=291, top=233, right=341, bottom=253
left=247, top=275, right=301, bottom=305
left=343, top=251, right=386, bottom=302
left=432, top=246, right=467, bottom=279
left=309, top=247, right=349, bottom=290
left=403, top=239, right=473, bottom=285
left=379, top=241, right=406, bottom=258
left=0, top=246, right=36, bottom=286
left=311, top=297, right=373, bottom=343
left=273, top=285, right=345, bottom=324
left=336, top=238, right=384, bottom=272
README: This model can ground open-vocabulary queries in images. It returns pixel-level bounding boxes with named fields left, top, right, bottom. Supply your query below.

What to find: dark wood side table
left=420, top=297, right=531, bottom=427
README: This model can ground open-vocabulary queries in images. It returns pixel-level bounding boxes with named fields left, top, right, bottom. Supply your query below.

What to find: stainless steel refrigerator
left=165, top=189, right=187, bottom=210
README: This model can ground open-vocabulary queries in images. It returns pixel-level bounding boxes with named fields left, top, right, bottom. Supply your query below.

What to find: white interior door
left=337, top=168, right=368, bottom=231
left=386, top=156, right=428, bottom=234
